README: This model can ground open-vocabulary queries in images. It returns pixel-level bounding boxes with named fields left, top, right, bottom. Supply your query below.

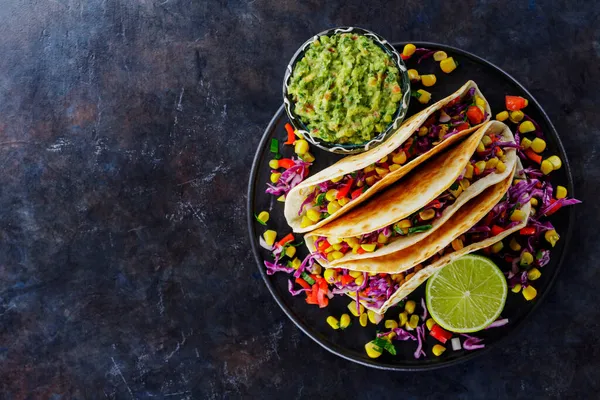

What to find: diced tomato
left=317, top=288, right=329, bottom=308
left=340, top=275, right=354, bottom=285
left=519, top=227, right=536, bottom=236
left=336, top=178, right=354, bottom=199
left=491, top=225, right=505, bottom=236
left=430, top=324, right=453, bottom=344
left=466, top=106, right=484, bottom=125
left=524, top=149, right=542, bottom=164
left=284, top=123, right=296, bottom=145
left=278, top=158, right=295, bottom=169
left=357, top=247, right=366, bottom=255
left=456, top=122, right=471, bottom=132
left=318, top=240, right=331, bottom=251
left=446, top=96, right=461, bottom=107
left=351, top=187, right=364, bottom=200
left=315, top=277, right=328, bottom=291
left=505, top=95, right=528, bottom=111
left=295, top=278, right=311, bottom=290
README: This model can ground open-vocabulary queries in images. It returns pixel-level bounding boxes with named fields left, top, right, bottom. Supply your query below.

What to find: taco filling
left=297, top=88, right=487, bottom=228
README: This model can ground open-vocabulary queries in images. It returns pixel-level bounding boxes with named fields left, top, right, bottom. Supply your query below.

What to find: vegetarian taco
left=304, top=120, right=519, bottom=267
left=285, top=80, right=492, bottom=233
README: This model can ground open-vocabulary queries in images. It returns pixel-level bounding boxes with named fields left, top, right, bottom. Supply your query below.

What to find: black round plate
left=247, top=42, right=574, bottom=370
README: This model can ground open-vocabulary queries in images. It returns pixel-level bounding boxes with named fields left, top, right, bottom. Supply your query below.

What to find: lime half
left=425, top=254, right=508, bottom=333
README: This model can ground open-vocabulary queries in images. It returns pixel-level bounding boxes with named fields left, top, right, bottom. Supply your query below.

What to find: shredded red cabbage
left=266, top=158, right=311, bottom=196
left=461, top=334, right=485, bottom=350
left=485, top=318, right=509, bottom=329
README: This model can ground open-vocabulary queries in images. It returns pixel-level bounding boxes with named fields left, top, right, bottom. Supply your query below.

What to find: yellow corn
left=547, top=155, right=562, bottom=170
left=285, top=246, right=296, bottom=258
left=330, top=251, right=344, bottom=260
left=491, top=241, right=504, bottom=254
left=522, top=285, right=537, bottom=301
left=432, top=344, right=446, bottom=357
left=417, top=89, right=431, bottom=104
left=263, top=230, right=277, bottom=246
left=302, top=152, right=315, bottom=163
left=324, top=246, right=334, bottom=254
left=419, top=209, right=436, bottom=221
left=345, top=237, right=359, bottom=247
left=520, top=251, right=534, bottom=266
left=405, top=300, right=416, bottom=315
left=460, top=179, right=471, bottom=190
left=530, top=197, right=538, bottom=206
left=509, top=110, right=524, bottom=123
left=338, top=197, right=350, bottom=206
left=475, top=161, right=487, bottom=174
left=268, top=159, right=279, bottom=169
left=556, top=185, right=567, bottom=199
left=482, top=135, right=492, bottom=147
left=330, top=236, right=342, bottom=243
left=389, top=164, right=401, bottom=172
left=451, top=238, right=464, bottom=251
left=326, top=253, right=334, bottom=262
left=475, top=96, right=486, bottom=108
left=377, top=233, right=389, bottom=244
left=509, top=237, right=522, bottom=252
left=377, top=155, right=388, bottom=164
left=385, top=320, right=398, bottom=329
left=365, top=176, right=377, bottom=186
left=348, top=300, right=364, bottom=317
left=327, top=201, right=341, bottom=214
left=277, top=195, right=286, bottom=203
left=349, top=270, right=362, bottom=278
left=324, top=268, right=337, bottom=283
left=476, top=141, right=486, bottom=153
left=496, top=160, right=506, bottom=173
left=270, top=172, right=281, bottom=183
left=257, top=211, right=270, bottom=224
left=418, top=126, right=429, bottom=136
left=421, top=74, right=437, bottom=87
left=375, top=167, right=389, bottom=177
left=527, top=268, right=541, bottom=281
left=364, top=165, right=375, bottom=173
left=336, top=314, right=350, bottom=330
left=408, top=69, right=420, bottom=81
left=521, top=137, right=532, bottom=150
left=391, top=273, right=405, bottom=282
left=531, top=138, right=547, bottom=153
left=545, top=229, right=560, bottom=247
left=403, top=43, right=416, bottom=57
left=541, top=160, right=553, bottom=175
left=408, top=314, right=420, bottom=329
left=361, top=243, right=377, bottom=252
left=355, top=274, right=365, bottom=286
left=383, top=332, right=397, bottom=342
left=426, top=318, right=436, bottom=330
left=496, top=148, right=504, bottom=157
left=496, top=111, right=509, bottom=122
left=486, top=157, right=499, bottom=170
left=359, top=313, right=368, bottom=327
left=365, top=341, right=383, bottom=358
left=399, top=311, right=408, bottom=327
left=449, top=184, right=463, bottom=199
left=510, top=209, right=526, bottom=222
left=464, top=164, right=474, bottom=179
left=306, top=209, right=321, bottom=222
left=326, top=316, right=340, bottom=330
left=405, top=272, right=415, bottom=281
left=300, top=216, right=312, bottom=228
left=325, top=189, right=338, bottom=202
left=294, top=139, right=309, bottom=155
left=368, top=310, right=383, bottom=324
left=511, top=283, right=522, bottom=293
left=440, top=57, right=458, bottom=73
left=332, top=244, right=342, bottom=251
left=312, top=263, right=322, bottom=275
left=433, top=51, right=448, bottom=61
left=519, top=121, right=535, bottom=133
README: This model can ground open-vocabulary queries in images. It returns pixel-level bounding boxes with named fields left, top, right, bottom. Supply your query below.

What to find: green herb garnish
left=408, top=224, right=433, bottom=234
left=315, top=193, right=326, bottom=206
left=411, top=90, right=422, bottom=99
left=254, top=213, right=267, bottom=226
left=372, top=337, right=397, bottom=355
left=301, top=272, right=315, bottom=285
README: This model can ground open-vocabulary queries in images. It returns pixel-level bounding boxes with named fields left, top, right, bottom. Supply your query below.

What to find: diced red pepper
left=401, top=54, right=410, bottom=60
left=428, top=199, right=443, bottom=209
left=315, top=277, right=328, bottom=291
left=446, top=96, right=461, bottom=107
left=491, top=225, right=505, bottom=236
left=519, top=226, right=536, bottom=236
left=336, top=178, right=354, bottom=199
left=545, top=199, right=562, bottom=216
left=466, top=106, right=484, bottom=125
left=356, top=247, right=366, bottom=255
left=430, top=324, right=453, bottom=344
left=482, top=212, right=494, bottom=227
left=295, top=277, right=311, bottom=290
left=317, top=287, right=329, bottom=308
left=278, top=158, right=296, bottom=169
left=505, top=95, right=528, bottom=111
left=277, top=233, right=295, bottom=248
left=284, top=123, right=296, bottom=145
left=505, top=255, right=514, bottom=263
left=351, top=187, right=364, bottom=200
left=524, top=149, right=542, bottom=164
left=340, top=275, right=354, bottom=285
left=318, top=240, right=331, bottom=251
left=456, top=122, right=471, bottom=132
left=305, top=284, right=319, bottom=304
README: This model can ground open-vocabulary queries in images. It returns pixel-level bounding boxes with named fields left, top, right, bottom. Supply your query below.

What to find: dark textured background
left=0, top=0, right=598, bottom=398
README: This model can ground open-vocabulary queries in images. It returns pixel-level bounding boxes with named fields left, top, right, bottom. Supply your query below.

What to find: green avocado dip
left=287, top=33, right=403, bottom=145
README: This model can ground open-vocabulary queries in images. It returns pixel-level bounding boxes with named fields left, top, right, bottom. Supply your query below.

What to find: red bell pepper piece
left=284, top=123, right=296, bottom=145
left=524, top=149, right=542, bottom=164
left=305, top=284, right=319, bottom=304
left=505, top=95, right=528, bottom=111
left=278, top=158, right=296, bottom=169
left=446, top=96, right=461, bottom=107
left=428, top=199, right=443, bottom=209
left=401, top=53, right=410, bottom=60
left=315, top=276, right=328, bottom=291
left=318, top=240, right=331, bottom=251
left=520, top=226, right=536, bottom=236
left=351, top=187, right=364, bottom=200
left=295, top=277, right=311, bottom=290
left=340, top=275, right=354, bottom=285
left=545, top=199, right=562, bottom=216
left=336, top=178, right=354, bottom=199
left=466, top=106, right=484, bottom=125
left=317, top=287, right=328, bottom=308
left=491, top=225, right=505, bottom=236
left=277, top=233, right=295, bottom=248
left=356, top=247, right=366, bottom=255
left=456, top=122, right=471, bottom=132
left=430, top=324, right=453, bottom=344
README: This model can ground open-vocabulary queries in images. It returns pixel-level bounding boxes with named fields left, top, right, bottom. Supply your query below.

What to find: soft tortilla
left=305, top=121, right=517, bottom=267
left=285, top=81, right=492, bottom=233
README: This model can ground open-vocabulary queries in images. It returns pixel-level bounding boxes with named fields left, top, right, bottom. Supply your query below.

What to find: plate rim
left=247, top=41, right=575, bottom=371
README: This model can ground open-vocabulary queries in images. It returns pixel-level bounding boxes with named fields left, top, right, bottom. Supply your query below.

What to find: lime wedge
left=425, top=254, right=507, bottom=333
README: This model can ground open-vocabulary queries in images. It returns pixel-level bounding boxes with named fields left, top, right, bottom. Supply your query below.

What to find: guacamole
left=287, top=33, right=403, bottom=145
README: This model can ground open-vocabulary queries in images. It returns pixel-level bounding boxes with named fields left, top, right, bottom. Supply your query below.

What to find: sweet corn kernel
left=556, top=185, right=567, bottom=199
left=277, top=195, right=286, bottom=203
left=511, top=283, right=522, bottom=293
left=355, top=275, right=365, bottom=286
left=545, top=229, right=560, bottom=247
left=496, top=111, right=509, bottom=121
left=432, top=344, right=446, bottom=357
left=300, top=216, right=312, bottom=228
left=421, top=74, right=437, bottom=87
left=486, top=157, right=499, bottom=170
left=368, top=310, right=383, bottom=324
left=270, top=172, right=281, bottom=183
left=385, top=320, right=399, bottom=329
left=531, top=138, right=547, bottom=153
left=389, top=164, right=401, bottom=172
left=324, top=246, right=334, bottom=254
left=349, top=270, right=362, bottom=279
left=326, top=253, right=334, bottom=262
left=257, top=211, right=270, bottom=224
left=405, top=300, right=416, bottom=315
left=364, top=165, right=375, bottom=173
left=475, top=161, right=487, bottom=174
left=547, top=155, right=562, bottom=170
left=403, top=43, right=416, bottom=57
left=408, top=314, right=420, bottom=329
left=527, top=268, right=541, bottom=281
left=361, top=243, right=377, bottom=252
left=426, top=318, right=436, bottom=330
left=519, top=121, right=535, bottom=133
left=541, top=160, right=554, bottom=175
left=375, top=167, right=389, bottom=177
left=522, top=285, right=537, bottom=301
left=530, top=197, right=539, bottom=206
left=263, top=230, right=277, bottom=246
left=331, top=251, right=344, bottom=260
left=325, top=189, right=338, bottom=202
left=268, top=159, right=279, bottom=169
left=302, top=152, right=315, bottom=163
left=433, top=51, right=448, bottom=61
left=332, top=244, right=342, bottom=251
left=377, top=233, right=389, bottom=244
left=324, top=268, right=337, bottom=283
left=459, top=179, right=471, bottom=191
left=476, top=141, right=486, bottom=153
left=509, top=237, right=522, bottom=252
left=327, top=201, right=341, bottom=214
left=348, top=300, right=364, bottom=317
left=391, top=273, right=405, bottom=282
left=408, top=69, right=420, bottom=81
left=482, top=135, right=492, bottom=147
left=338, top=197, right=350, bottom=206
left=378, top=155, right=388, bottom=164
left=294, top=139, right=309, bottom=155
left=440, top=57, right=458, bottom=73
left=345, top=237, right=359, bottom=247
left=365, top=176, right=377, bottom=186
left=491, top=241, right=504, bottom=254
left=465, top=164, right=474, bottom=179
left=326, top=316, right=340, bottom=330
left=418, top=126, right=429, bottom=136
left=399, top=311, right=408, bottom=327
left=496, top=148, right=504, bottom=157
left=405, top=272, right=415, bottom=281
left=475, top=96, right=486, bottom=108
left=383, top=332, right=397, bottom=342
left=339, top=313, right=351, bottom=330
left=312, top=263, right=322, bottom=275
left=449, top=184, right=463, bottom=199
left=451, top=238, right=464, bottom=251
left=419, top=209, right=436, bottom=221
left=520, top=251, right=534, bottom=266
left=285, top=246, right=296, bottom=258
left=359, top=313, right=368, bottom=327
left=306, top=209, right=321, bottom=222
left=510, top=209, right=526, bottom=222
left=496, top=160, right=506, bottom=173
left=521, top=137, right=532, bottom=150
left=365, top=341, right=383, bottom=358
left=417, top=89, right=431, bottom=104
left=509, top=110, right=524, bottom=123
